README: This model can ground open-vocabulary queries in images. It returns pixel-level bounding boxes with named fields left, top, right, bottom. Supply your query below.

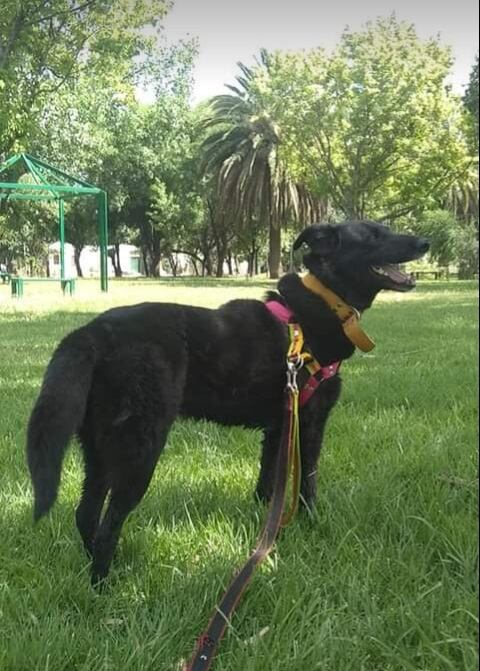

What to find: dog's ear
left=293, top=225, right=340, bottom=256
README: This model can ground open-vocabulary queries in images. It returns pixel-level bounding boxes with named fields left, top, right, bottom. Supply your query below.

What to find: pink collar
left=265, top=300, right=294, bottom=323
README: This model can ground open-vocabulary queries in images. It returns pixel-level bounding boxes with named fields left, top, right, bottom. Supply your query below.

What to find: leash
left=183, top=296, right=345, bottom=671
left=183, top=325, right=312, bottom=671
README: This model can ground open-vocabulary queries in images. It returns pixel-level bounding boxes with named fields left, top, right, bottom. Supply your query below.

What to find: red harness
left=265, top=300, right=341, bottom=406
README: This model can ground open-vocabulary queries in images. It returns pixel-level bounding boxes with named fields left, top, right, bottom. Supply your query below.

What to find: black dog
left=27, top=221, right=429, bottom=585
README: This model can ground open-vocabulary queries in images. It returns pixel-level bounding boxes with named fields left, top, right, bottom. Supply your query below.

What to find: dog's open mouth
left=371, top=264, right=416, bottom=291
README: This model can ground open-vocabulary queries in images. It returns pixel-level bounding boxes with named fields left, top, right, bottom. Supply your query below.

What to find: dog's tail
left=27, top=325, right=101, bottom=521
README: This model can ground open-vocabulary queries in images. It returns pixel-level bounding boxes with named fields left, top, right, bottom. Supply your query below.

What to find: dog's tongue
left=382, top=264, right=410, bottom=283
left=372, top=264, right=416, bottom=287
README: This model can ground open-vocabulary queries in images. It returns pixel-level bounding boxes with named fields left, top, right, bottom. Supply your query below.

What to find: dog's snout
left=417, top=238, right=430, bottom=254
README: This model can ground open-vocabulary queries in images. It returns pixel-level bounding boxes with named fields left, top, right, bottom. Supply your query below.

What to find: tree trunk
left=114, top=243, right=123, bottom=278
left=143, top=248, right=161, bottom=277
left=191, top=259, right=200, bottom=276
left=215, top=248, right=226, bottom=277
left=150, top=252, right=161, bottom=277
left=108, top=245, right=122, bottom=278
left=168, top=254, right=178, bottom=277
left=458, top=260, right=478, bottom=279
left=226, top=252, right=234, bottom=276
left=204, top=253, right=213, bottom=276
left=141, top=248, right=149, bottom=277
left=73, top=246, right=83, bottom=277
left=268, top=218, right=281, bottom=279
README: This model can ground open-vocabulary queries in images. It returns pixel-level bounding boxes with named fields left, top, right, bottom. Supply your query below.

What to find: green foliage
left=1, top=10, right=476, bottom=277
left=0, top=0, right=171, bottom=156
left=414, top=210, right=458, bottom=266
left=464, top=53, right=479, bottom=152
left=0, top=200, right=54, bottom=270
left=445, top=157, right=479, bottom=222
left=258, top=17, right=470, bottom=221
left=455, top=220, right=479, bottom=279
left=413, top=209, right=479, bottom=277
left=1, top=22, right=197, bottom=275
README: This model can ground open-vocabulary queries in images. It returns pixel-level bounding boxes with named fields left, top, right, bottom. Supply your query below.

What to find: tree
left=201, top=51, right=323, bottom=279
left=261, top=17, right=470, bottom=222
left=19, top=30, right=197, bottom=277
left=413, top=209, right=478, bottom=278
left=446, top=158, right=479, bottom=223
left=464, top=53, right=479, bottom=152
left=414, top=210, right=458, bottom=267
left=0, top=0, right=170, bottom=156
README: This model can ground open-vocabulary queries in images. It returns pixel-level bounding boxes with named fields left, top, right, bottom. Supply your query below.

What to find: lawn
left=0, top=278, right=478, bottom=671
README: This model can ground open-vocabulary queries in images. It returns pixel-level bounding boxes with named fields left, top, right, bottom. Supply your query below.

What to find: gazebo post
left=58, top=198, right=65, bottom=282
left=98, top=190, right=109, bottom=292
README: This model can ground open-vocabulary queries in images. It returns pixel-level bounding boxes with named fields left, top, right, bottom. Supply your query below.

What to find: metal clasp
left=286, top=355, right=304, bottom=393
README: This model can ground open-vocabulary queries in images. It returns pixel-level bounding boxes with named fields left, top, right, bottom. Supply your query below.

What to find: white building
left=48, top=242, right=144, bottom=278
left=48, top=243, right=250, bottom=278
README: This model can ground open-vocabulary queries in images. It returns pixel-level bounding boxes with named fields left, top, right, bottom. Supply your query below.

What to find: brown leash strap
left=183, top=393, right=295, bottom=671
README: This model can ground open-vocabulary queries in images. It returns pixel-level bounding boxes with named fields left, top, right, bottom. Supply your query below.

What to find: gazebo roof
left=0, top=153, right=103, bottom=202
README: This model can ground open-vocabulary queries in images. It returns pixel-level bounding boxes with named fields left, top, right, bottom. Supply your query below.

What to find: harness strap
left=300, top=360, right=341, bottom=406
left=266, top=300, right=341, bottom=408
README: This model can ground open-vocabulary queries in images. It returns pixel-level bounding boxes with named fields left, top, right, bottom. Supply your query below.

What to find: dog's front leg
left=255, top=425, right=282, bottom=503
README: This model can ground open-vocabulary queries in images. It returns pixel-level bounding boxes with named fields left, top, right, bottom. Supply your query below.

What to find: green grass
left=0, top=279, right=478, bottom=671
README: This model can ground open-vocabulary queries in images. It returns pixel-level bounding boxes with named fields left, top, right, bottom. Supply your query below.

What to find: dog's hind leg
left=89, top=422, right=171, bottom=587
left=87, top=343, right=187, bottom=586
left=75, top=433, right=109, bottom=557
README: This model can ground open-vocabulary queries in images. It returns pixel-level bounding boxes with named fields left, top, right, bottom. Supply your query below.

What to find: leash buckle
left=286, top=355, right=303, bottom=393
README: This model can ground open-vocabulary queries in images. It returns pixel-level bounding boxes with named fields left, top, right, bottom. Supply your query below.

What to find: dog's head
left=293, top=220, right=430, bottom=309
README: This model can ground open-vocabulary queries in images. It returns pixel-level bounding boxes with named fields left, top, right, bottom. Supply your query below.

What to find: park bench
left=11, top=277, right=76, bottom=298
left=0, top=271, right=11, bottom=284
left=411, top=269, right=460, bottom=280
left=412, top=269, right=447, bottom=280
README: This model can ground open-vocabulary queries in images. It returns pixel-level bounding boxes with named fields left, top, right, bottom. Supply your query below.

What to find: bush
left=455, top=220, right=479, bottom=278
left=413, top=209, right=479, bottom=277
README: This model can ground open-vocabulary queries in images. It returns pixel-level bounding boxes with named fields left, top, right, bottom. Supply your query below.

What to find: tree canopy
left=1, top=11, right=478, bottom=278
left=0, top=1, right=175, bottom=157
left=248, top=18, right=470, bottom=223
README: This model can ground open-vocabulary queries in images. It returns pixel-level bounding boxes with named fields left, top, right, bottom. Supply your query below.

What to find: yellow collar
left=301, top=273, right=375, bottom=353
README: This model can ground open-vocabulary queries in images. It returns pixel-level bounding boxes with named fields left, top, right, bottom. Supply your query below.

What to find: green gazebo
left=0, top=153, right=108, bottom=292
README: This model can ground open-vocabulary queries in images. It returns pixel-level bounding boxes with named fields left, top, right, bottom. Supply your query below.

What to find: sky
left=160, top=0, right=479, bottom=102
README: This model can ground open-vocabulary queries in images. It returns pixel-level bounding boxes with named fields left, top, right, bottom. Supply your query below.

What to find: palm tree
left=446, top=157, right=479, bottom=222
left=201, top=51, right=323, bottom=279
left=445, top=156, right=479, bottom=279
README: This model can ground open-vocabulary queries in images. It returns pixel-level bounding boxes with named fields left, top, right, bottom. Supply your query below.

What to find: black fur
left=26, top=220, right=429, bottom=585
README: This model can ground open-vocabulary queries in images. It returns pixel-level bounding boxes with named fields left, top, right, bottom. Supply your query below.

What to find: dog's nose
left=417, top=238, right=430, bottom=254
